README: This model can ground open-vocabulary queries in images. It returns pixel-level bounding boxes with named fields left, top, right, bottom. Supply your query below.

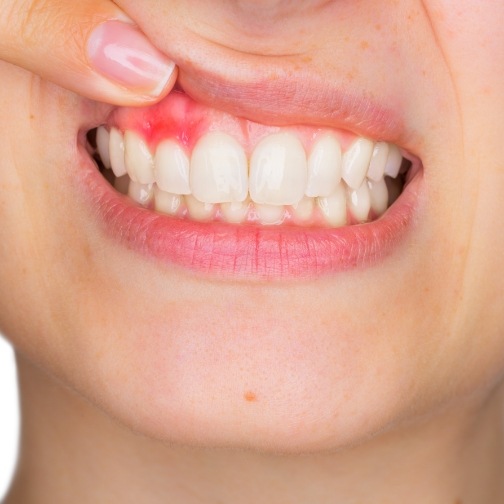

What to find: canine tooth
left=318, top=184, right=347, bottom=227
left=128, top=181, right=154, bottom=206
left=291, top=197, right=315, bottom=221
left=190, top=132, right=248, bottom=204
left=186, top=195, right=215, bottom=221
left=342, top=138, right=374, bottom=190
left=367, top=179, right=389, bottom=216
left=124, top=131, right=155, bottom=185
left=155, top=140, right=191, bottom=195
left=114, top=175, right=130, bottom=195
left=347, top=182, right=371, bottom=222
left=109, top=127, right=127, bottom=178
left=384, top=144, right=403, bottom=178
left=250, top=132, right=307, bottom=206
left=367, top=142, right=389, bottom=182
left=96, top=126, right=111, bottom=168
left=256, top=204, right=285, bottom=225
left=154, top=188, right=182, bottom=216
left=221, top=201, right=250, bottom=224
left=306, top=134, right=342, bottom=197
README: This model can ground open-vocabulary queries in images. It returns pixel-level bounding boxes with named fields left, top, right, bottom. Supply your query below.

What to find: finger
left=0, top=0, right=177, bottom=105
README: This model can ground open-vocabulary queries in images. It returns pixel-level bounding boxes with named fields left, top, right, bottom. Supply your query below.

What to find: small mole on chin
left=244, top=391, right=257, bottom=402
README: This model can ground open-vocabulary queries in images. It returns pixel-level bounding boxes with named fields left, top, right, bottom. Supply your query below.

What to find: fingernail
left=87, top=20, right=176, bottom=97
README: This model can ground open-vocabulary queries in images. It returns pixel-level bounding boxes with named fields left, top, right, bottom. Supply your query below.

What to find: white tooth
left=128, top=181, right=154, bottom=206
left=367, top=179, right=389, bottom=216
left=291, top=197, right=315, bottom=222
left=221, top=200, right=250, bottom=224
left=109, top=127, right=127, bottom=178
left=367, top=142, right=389, bottom=182
left=347, top=182, right=371, bottom=222
left=124, top=131, right=155, bottom=185
left=317, top=184, right=347, bottom=227
left=250, top=132, right=307, bottom=206
left=185, top=195, right=215, bottom=221
left=255, top=204, right=285, bottom=225
left=306, top=134, right=342, bottom=197
left=342, top=138, right=374, bottom=190
left=190, top=132, right=248, bottom=204
left=384, top=144, right=403, bottom=178
left=114, top=175, right=130, bottom=195
left=96, top=126, right=111, bottom=168
left=155, top=140, right=191, bottom=195
left=154, top=187, right=182, bottom=216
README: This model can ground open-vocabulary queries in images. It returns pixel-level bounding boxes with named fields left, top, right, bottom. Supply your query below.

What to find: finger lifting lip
left=76, top=70, right=424, bottom=281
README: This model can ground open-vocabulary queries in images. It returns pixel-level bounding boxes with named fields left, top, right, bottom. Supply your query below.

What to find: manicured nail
left=87, top=20, right=176, bottom=97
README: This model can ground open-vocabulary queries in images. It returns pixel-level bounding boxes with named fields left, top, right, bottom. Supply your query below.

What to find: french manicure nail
left=87, top=20, right=176, bottom=96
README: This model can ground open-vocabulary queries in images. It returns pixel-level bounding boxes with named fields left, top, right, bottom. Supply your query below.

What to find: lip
left=76, top=136, right=423, bottom=281
left=177, top=67, right=407, bottom=145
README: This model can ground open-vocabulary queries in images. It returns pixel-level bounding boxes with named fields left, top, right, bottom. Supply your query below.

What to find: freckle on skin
left=244, top=391, right=257, bottom=402
left=360, top=40, right=369, bottom=50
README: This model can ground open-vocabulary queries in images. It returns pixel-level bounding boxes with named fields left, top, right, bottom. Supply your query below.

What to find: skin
left=1, top=0, right=504, bottom=502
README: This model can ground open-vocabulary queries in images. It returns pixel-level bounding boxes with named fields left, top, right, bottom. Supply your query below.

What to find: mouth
left=81, top=81, right=423, bottom=281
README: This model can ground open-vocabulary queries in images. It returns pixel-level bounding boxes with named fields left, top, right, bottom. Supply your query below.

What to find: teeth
left=367, top=178, right=389, bottom=216
left=318, top=184, right=347, bottom=227
left=291, top=197, right=315, bottom=222
left=306, top=134, right=342, bottom=197
left=96, top=126, right=111, bottom=168
left=154, top=187, right=182, bottom=216
left=384, top=144, right=403, bottom=178
left=342, top=138, right=374, bottom=190
left=124, top=131, right=155, bottom=185
left=99, top=125, right=410, bottom=228
left=250, top=132, right=307, bottom=206
left=367, top=142, right=389, bottom=182
left=221, top=200, right=250, bottom=224
left=255, top=204, right=285, bottom=225
left=128, top=181, right=154, bottom=206
left=109, top=128, right=127, bottom=178
left=185, top=195, right=215, bottom=221
left=190, top=132, right=248, bottom=204
left=347, top=182, right=371, bottom=222
left=154, top=140, right=191, bottom=195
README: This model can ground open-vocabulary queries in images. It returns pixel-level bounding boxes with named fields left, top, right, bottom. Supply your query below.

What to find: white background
left=0, top=336, right=19, bottom=501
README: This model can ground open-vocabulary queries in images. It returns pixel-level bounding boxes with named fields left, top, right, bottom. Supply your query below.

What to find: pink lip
left=77, top=145, right=422, bottom=281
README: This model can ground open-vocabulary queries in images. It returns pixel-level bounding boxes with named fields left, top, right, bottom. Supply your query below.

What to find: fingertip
left=86, top=20, right=177, bottom=104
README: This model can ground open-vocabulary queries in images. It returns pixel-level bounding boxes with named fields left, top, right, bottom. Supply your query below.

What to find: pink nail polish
left=87, top=21, right=176, bottom=96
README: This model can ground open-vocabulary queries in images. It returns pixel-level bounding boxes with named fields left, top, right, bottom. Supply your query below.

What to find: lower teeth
left=88, top=129, right=408, bottom=228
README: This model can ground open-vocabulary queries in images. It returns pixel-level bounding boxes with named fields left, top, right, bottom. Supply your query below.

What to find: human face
left=0, top=0, right=503, bottom=453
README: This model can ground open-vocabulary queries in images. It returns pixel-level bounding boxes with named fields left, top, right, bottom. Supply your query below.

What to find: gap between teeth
left=95, top=126, right=407, bottom=227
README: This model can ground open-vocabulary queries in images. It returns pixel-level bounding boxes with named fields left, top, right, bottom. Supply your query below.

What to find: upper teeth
left=97, top=125, right=406, bottom=225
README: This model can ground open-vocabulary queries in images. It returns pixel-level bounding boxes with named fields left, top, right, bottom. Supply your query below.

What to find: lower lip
left=76, top=143, right=423, bottom=281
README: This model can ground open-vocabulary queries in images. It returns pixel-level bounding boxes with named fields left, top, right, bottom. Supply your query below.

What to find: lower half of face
left=1, top=0, right=504, bottom=454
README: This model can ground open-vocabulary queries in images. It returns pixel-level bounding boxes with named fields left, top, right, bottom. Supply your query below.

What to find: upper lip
left=178, top=62, right=406, bottom=144
left=151, top=28, right=412, bottom=147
